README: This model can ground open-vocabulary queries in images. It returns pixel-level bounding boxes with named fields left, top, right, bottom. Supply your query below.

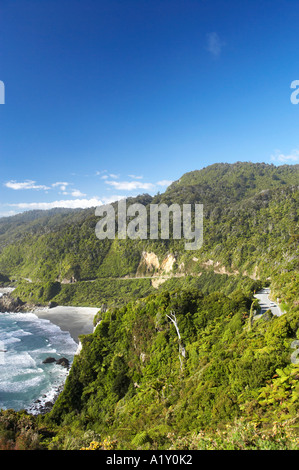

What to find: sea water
left=0, top=307, right=78, bottom=414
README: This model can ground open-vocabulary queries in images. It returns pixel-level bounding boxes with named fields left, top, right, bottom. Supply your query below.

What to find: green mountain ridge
left=167, top=161, right=299, bottom=195
left=0, top=162, right=298, bottom=283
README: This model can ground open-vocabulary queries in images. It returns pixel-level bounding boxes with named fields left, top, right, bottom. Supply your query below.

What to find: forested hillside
left=1, top=283, right=298, bottom=450
left=0, top=162, right=298, bottom=292
left=46, top=287, right=298, bottom=450
left=0, top=162, right=298, bottom=450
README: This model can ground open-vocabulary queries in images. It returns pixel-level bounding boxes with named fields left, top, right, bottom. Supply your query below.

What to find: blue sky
left=0, top=0, right=299, bottom=216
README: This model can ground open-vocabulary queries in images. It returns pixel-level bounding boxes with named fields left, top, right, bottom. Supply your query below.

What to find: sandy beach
left=34, top=305, right=99, bottom=344
left=0, top=287, right=99, bottom=344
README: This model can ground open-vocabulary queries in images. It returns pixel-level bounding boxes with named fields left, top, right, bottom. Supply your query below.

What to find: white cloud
left=105, top=179, right=173, bottom=191
left=0, top=210, right=18, bottom=218
left=4, top=180, right=50, bottom=191
left=52, top=181, right=71, bottom=191
left=52, top=181, right=69, bottom=186
left=271, top=150, right=299, bottom=163
left=101, top=195, right=127, bottom=204
left=71, top=189, right=87, bottom=197
left=96, top=171, right=118, bottom=179
left=5, top=180, right=84, bottom=193
left=9, top=198, right=102, bottom=210
left=206, top=32, right=224, bottom=57
left=128, top=174, right=143, bottom=179
left=156, top=180, right=173, bottom=186
left=8, top=195, right=127, bottom=212
left=105, top=180, right=155, bottom=191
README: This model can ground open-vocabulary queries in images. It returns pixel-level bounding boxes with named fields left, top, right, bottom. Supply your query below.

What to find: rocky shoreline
left=0, top=289, right=96, bottom=416
left=27, top=358, right=71, bottom=415
left=0, top=291, right=48, bottom=313
left=0, top=289, right=71, bottom=416
left=26, top=384, right=65, bottom=416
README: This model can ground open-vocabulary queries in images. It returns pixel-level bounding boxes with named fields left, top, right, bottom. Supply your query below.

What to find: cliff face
left=0, top=293, right=27, bottom=312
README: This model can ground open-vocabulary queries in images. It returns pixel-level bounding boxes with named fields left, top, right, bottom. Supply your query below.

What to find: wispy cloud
left=71, top=189, right=87, bottom=197
left=128, top=174, right=143, bottom=180
left=4, top=179, right=90, bottom=199
left=271, top=149, right=299, bottom=163
left=4, top=180, right=50, bottom=191
left=52, top=181, right=71, bottom=191
left=156, top=180, right=173, bottom=187
left=96, top=171, right=119, bottom=179
left=105, top=180, right=155, bottom=191
left=8, top=194, right=125, bottom=211
left=206, top=32, right=225, bottom=57
left=8, top=198, right=101, bottom=210
left=0, top=210, right=18, bottom=218
left=105, top=179, right=172, bottom=191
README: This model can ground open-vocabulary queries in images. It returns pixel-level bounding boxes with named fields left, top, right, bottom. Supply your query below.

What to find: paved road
left=254, top=288, right=283, bottom=317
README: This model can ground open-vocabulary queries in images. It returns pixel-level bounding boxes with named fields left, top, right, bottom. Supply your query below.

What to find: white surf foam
left=0, top=310, right=77, bottom=412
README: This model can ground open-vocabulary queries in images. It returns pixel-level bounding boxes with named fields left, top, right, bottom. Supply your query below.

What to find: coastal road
left=254, top=288, right=283, bottom=317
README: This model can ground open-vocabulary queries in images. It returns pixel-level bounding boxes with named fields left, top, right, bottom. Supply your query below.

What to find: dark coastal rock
left=0, top=294, right=25, bottom=313
left=56, top=357, right=70, bottom=368
left=42, top=356, right=70, bottom=368
left=0, top=292, right=46, bottom=313
left=43, top=357, right=56, bottom=364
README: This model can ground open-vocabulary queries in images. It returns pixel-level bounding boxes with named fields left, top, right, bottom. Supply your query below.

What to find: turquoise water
left=0, top=309, right=77, bottom=414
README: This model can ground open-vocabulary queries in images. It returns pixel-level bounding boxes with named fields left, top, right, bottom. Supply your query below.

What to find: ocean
left=0, top=296, right=78, bottom=414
